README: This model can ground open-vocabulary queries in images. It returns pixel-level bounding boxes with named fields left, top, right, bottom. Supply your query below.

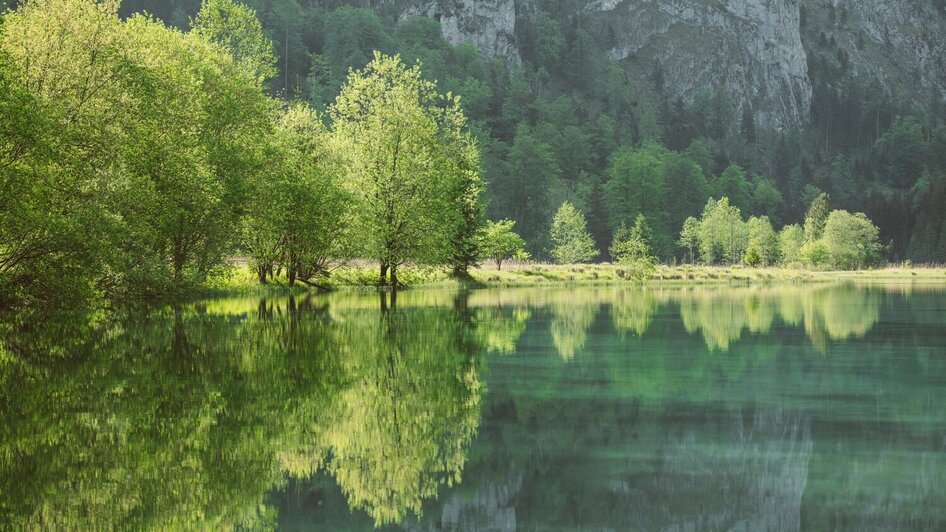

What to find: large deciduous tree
left=330, top=53, right=481, bottom=287
left=243, top=103, right=347, bottom=286
left=822, top=210, right=882, bottom=270
left=1, top=0, right=273, bottom=301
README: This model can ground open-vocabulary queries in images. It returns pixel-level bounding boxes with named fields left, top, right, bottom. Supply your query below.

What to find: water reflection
left=0, top=294, right=483, bottom=529
left=1, top=283, right=945, bottom=529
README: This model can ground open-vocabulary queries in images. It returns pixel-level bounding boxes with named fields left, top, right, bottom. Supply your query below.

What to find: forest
left=2, top=0, right=944, bottom=306
left=106, top=0, right=945, bottom=258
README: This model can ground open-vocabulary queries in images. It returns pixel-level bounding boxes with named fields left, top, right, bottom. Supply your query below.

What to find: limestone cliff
left=584, top=0, right=811, bottom=129
left=397, top=0, right=520, bottom=66
left=386, top=0, right=946, bottom=130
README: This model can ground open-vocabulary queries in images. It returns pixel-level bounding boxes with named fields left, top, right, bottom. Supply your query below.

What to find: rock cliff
left=388, top=0, right=946, bottom=130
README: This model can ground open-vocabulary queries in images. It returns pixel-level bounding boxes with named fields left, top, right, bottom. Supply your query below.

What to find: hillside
left=110, top=0, right=946, bottom=262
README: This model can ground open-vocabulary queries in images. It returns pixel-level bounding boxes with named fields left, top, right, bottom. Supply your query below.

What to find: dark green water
left=1, top=284, right=945, bottom=530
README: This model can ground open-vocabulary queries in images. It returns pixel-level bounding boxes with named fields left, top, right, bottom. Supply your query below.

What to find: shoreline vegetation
left=207, top=262, right=946, bottom=295
left=3, top=0, right=944, bottom=310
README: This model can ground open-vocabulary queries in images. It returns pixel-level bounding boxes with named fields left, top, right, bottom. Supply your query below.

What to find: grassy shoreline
left=207, top=263, right=946, bottom=294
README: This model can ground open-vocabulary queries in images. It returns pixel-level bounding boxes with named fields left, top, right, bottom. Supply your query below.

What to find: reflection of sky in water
left=1, top=283, right=945, bottom=530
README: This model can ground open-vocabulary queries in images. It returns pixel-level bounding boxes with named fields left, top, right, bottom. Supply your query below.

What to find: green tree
left=663, top=151, right=709, bottom=244
left=822, top=210, right=883, bottom=269
left=611, top=215, right=657, bottom=280
left=800, top=239, right=830, bottom=269
left=751, top=177, right=783, bottom=220
left=0, top=0, right=128, bottom=303
left=1, top=0, right=272, bottom=299
left=778, top=224, right=805, bottom=266
left=243, top=103, right=347, bottom=286
left=876, top=115, right=927, bottom=187
left=744, top=216, right=778, bottom=266
left=603, top=143, right=666, bottom=234
left=119, top=11, right=272, bottom=290
left=804, top=193, right=831, bottom=243
left=330, top=53, right=476, bottom=287
left=697, top=197, right=747, bottom=265
left=678, top=216, right=701, bottom=264
left=712, top=164, right=752, bottom=211
left=322, top=6, right=391, bottom=86
left=190, top=0, right=277, bottom=83
left=828, top=154, right=857, bottom=205
left=480, top=220, right=527, bottom=270
left=444, top=123, right=485, bottom=278
left=550, top=202, right=598, bottom=264
left=497, top=125, right=560, bottom=252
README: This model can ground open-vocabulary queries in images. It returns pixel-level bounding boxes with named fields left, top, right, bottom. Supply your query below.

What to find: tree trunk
left=379, top=263, right=388, bottom=286
left=496, top=259, right=502, bottom=271
left=288, top=268, right=296, bottom=286
left=390, top=264, right=399, bottom=288
left=257, top=265, right=268, bottom=284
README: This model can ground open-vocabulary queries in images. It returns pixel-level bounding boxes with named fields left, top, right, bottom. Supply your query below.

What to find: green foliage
left=480, top=220, right=527, bottom=270
left=712, top=164, right=751, bottom=211
left=191, top=0, right=277, bottom=82
left=611, top=215, right=657, bottom=280
left=495, top=125, right=561, bottom=253
left=828, top=155, right=857, bottom=204
left=876, top=116, right=927, bottom=187
left=604, top=143, right=666, bottom=234
left=100, top=0, right=946, bottom=266
left=2, top=1, right=495, bottom=305
left=330, top=53, right=478, bottom=286
left=800, top=239, right=830, bottom=268
left=243, top=103, right=347, bottom=286
left=550, top=202, right=598, bottom=264
left=744, top=216, right=779, bottom=266
left=697, top=197, right=747, bottom=265
left=804, top=193, right=832, bottom=243
left=0, top=46, right=101, bottom=304
left=751, top=177, right=783, bottom=220
left=778, top=224, right=805, bottom=266
left=444, top=124, right=486, bottom=278
left=663, top=150, right=709, bottom=246
left=678, top=216, right=701, bottom=264
left=1, top=0, right=272, bottom=302
left=822, top=210, right=883, bottom=269
left=5, top=0, right=938, bottom=306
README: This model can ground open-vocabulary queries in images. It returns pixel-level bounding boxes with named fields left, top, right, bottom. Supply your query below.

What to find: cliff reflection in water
left=1, top=283, right=944, bottom=529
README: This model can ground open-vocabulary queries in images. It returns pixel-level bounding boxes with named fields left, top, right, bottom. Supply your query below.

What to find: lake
left=1, top=283, right=944, bottom=530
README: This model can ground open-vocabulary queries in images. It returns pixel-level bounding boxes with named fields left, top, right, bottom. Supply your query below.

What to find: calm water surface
left=1, top=283, right=945, bottom=530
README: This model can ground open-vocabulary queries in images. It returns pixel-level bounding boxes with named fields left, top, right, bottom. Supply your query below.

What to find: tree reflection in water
left=1, top=283, right=944, bottom=529
left=0, top=292, right=483, bottom=529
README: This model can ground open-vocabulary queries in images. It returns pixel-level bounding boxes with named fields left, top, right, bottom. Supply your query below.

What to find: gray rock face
left=389, top=0, right=945, bottom=129
left=805, top=0, right=946, bottom=97
left=398, top=0, right=520, bottom=66
left=585, top=0, right=811, bottom=129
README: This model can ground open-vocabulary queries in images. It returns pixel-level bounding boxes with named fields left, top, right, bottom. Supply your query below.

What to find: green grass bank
left=207, top=262, right=946, bottom=294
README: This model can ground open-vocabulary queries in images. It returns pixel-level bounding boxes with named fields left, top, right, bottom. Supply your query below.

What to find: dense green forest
left=1, top=0, right=944, bottom=306
left=108, top=0, right=946, bottom=259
